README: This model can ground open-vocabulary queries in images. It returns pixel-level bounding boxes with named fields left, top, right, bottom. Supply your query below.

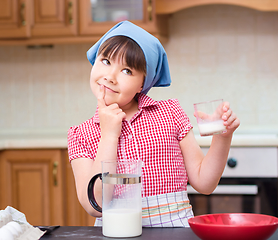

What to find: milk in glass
left=198, top=120, right=226, bottom=136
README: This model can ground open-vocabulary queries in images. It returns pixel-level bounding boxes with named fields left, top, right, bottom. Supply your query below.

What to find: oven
left=188, top=147, right=278, bottom=217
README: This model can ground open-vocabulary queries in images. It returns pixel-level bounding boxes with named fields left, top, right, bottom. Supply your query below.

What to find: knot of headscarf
left=87, top=21, right=171, bottom=94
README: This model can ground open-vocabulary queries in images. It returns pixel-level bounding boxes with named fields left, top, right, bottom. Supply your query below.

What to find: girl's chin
left=104, top=96, right=117, bottom=106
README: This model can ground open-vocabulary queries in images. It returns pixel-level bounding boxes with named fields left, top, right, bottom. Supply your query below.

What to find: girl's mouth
left=104, top=85, right=117, bottom=93
left=97, top=82, right=118, bottom=93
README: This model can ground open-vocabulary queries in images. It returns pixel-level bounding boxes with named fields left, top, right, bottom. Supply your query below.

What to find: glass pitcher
left=87, top=160, right=142, bottom=238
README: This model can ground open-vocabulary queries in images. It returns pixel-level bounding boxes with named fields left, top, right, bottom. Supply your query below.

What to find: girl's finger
left=222, top=102, right=230, bottom=112
left=222, top=109, right=232, bottom=121
left=224, top=111, right=238, bottom=127
left=97, top=85, right=106, bottom=108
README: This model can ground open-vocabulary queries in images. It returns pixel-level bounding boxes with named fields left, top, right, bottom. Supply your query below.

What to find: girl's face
left=90, top=54, right=144, bottom=110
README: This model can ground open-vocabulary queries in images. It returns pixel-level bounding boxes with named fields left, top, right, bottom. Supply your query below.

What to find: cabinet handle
left=68, top=1, right=73, bottom=24
left=20, top=3, right=26, bottom=26
left=148, top=0, right=152, bottom=21
left=53, top=161, right=58, bottom=186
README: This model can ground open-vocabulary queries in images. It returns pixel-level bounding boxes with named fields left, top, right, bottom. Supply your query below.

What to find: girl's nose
left=104, top=70, right=117, bottom=84
left=104, top=76, right=117, bottom=84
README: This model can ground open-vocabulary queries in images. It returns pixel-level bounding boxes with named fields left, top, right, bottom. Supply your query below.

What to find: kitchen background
left=1, top=4, right=278, bottom=139
left=1, top=1, right=278, bottom=227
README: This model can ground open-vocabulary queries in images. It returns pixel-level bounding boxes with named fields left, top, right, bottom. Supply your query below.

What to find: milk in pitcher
left=102, top=208, right=142, bottom=237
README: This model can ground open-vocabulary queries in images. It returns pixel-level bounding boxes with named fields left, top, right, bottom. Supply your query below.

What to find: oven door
left=188, top=178, right=278, bottom=217
left=189, top=147, right=278, bottom=217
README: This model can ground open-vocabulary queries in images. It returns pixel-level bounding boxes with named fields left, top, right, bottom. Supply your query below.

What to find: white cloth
left=0, top=206, right=45, bottom=239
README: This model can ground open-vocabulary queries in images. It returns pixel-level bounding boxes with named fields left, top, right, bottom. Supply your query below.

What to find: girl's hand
left=221, top=102, right=240, bottom=136
left=97, top=85, right=126, bottom=139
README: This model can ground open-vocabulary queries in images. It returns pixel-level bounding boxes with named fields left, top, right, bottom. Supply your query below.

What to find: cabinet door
left=0, top=0, right=31, bottom=39
left=79, top=0, right=157, bottom=36
left=64, top=150, right=96, bottom=226
left=31, top=0, right=78, bottom=37
left=0, top=150, right=64, bottom=226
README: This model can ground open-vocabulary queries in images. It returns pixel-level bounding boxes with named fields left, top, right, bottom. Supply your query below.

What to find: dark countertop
left=41, top=226, right=278, bottom=240
left=41, top=227, right=199, bottom=240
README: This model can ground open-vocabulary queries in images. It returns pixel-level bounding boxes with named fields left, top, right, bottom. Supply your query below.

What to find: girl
left=68, top=21, right=240, bottom=227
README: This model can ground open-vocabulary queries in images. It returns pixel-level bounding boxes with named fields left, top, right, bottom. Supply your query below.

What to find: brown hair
left=98, top=36, right=146, bottom=76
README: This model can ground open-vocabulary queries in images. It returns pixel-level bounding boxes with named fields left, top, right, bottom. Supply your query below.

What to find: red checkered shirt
left=68, top=93, right=193, bottom=197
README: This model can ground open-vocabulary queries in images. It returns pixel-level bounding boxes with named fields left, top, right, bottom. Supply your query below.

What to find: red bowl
left=188, top=213, right=278, bottom=240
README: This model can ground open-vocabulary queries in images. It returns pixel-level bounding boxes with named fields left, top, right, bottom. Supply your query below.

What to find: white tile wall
left=1, top=4, right=278, bottom=138
left=149, top=5, right=278, bottom=134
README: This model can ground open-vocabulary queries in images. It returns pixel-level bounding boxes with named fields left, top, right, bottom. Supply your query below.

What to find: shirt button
left=128, top=134, right=133, bottom=140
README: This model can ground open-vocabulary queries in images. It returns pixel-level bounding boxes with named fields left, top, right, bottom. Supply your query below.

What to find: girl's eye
left=122, top=68, right=132, bottom=75
left=102, top=59, right=110, bottom=65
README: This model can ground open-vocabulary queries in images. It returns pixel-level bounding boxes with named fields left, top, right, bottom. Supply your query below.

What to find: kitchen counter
left=40, top=226, right=278, bottom=240
left=0, top=135, right=68, bottom=150
left=1, top=134, right=278, bottom=150
left=196, top=134, right=278, bottom=147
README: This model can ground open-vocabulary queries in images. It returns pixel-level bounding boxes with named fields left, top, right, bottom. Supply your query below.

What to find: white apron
left=94, top=191, right=194, bottom=227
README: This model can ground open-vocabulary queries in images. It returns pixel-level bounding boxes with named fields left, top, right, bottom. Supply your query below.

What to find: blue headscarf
left=87, top=21, right=171, bottom=94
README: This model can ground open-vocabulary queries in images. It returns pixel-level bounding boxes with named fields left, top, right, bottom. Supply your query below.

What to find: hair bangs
left=98, top=36, right=146, bottom=76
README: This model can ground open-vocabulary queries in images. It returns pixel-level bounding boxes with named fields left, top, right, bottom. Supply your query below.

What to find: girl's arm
left=71, top=85, right=125, bottom=217
left=71, top=133, right=119, bottom=217
left=71, top=157, right=102, bottom=217
left=180, top=102, right=240, bottom=194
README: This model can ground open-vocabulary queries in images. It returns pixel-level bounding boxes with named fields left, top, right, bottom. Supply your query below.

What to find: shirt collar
left=137, top=93, right=158, bottom=109
left=93, top=93, right=158, bottom=124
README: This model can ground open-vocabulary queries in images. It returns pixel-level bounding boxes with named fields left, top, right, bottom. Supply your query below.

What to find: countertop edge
left=0, top=138, right=68, bottom=150
left=1, top=134, right=278, bottom=150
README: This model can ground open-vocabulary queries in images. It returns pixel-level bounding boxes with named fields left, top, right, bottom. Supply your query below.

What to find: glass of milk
left=194, top=99, right=226, bottom=136
left=88, top=160, right=142, bottom=238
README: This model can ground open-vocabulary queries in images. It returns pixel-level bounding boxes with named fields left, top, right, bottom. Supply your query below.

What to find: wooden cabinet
left=1, top=0, right=278, bottom=44
left=0, top=150, right=64, bottom=226
left=0, top=149, right=95, bottom=226
left=0, top=0, right=31, bottom=38
left=79, top=0, right=168, bottom=41
left=31, top=0, right=78, bottom=37
left=79, top=0, right=158, bottom=36
left=0, top=0, right=168, bottom=45
left=156, top=0, right=278, bottom=14
left=0, top=0, right=77, bottom=39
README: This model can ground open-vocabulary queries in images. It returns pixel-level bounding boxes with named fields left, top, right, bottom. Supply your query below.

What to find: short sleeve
left=169, top=99, right=193, bottom=141
left=67, top=125, right=94, bottom=162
